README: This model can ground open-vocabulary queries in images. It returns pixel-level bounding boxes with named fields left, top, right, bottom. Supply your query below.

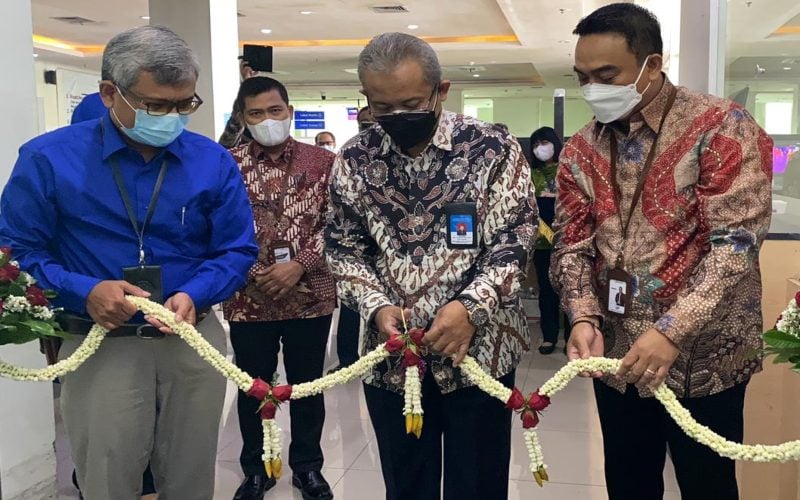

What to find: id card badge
left=123, top=265, right=164, bottom=304
left=605, top=268, right=633, bottom=317
left=270, top=240, right=295, bottom=264
left=444, top=202, right=478, bottom=248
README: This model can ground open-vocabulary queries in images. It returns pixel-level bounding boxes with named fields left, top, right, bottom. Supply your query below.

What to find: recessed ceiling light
left=784, top=66, right=793, bottom=70
left=33, top=53, right=38, bottom=58
left=140, top=15, right=150, bottom=20
left=473, top=74, right=481, bottom=78
left=260, top=28, right=272, bottom=34
left=407, top=24, right=419, bottom=30
left=300, top=10, right=313, bottom=15
left=469, top=61, right=475, bottom=65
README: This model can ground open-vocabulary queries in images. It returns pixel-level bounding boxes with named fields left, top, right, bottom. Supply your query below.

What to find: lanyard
left=609, top=86, right=677, bottom=269
left=110, top=158, right=168, bottom=265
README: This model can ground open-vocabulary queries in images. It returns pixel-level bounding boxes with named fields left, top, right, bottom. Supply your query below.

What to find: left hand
left=423, top=300, right=477, bottom=367
left=260, top=261, right=305, bottom=300
left=616, top=328, right=679, bottom=390
left=145, top=292, right=196, bottom=335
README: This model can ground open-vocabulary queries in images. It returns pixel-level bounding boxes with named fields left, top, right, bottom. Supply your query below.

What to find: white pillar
left=677, top=0, right=727, bottom=95
left=149, top=0, right=240, bottom=140
left=0, top=2, right=58, bottom=499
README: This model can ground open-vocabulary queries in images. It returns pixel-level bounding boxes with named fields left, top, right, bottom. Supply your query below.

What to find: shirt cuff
left=361, top=291, right=394, bottom=328
left=653, top=312, right=688, bottom=345
left=459, top=278, right=499, bottom=318
left=175, top=281, right=210, bottom=311
left=248, top=262, right=268, bottom=281
left=294, top=249, right=320, bottom=273
left=564, top=296, right=603, bottom=325
left=64, top=273, right=103, bottom=314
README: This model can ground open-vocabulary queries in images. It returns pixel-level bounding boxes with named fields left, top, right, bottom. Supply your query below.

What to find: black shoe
left=292, top=471, right=333, bottom=500
left=538, top=342, right=556, bottom=355
left=233, top=474, right=276, bottom=500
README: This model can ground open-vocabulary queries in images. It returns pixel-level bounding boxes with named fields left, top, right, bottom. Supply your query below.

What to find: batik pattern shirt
left=326, top=110, right=538, bottom=394
left=224, top=139, right=337, bottom=322
left=551, top=78, right=773, bottom=398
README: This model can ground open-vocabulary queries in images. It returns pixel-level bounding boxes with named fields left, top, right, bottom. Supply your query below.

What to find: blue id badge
left=445, top=203, right=478, bottom=248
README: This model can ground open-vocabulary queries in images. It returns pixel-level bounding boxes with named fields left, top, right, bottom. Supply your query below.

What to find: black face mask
left=359, top=121, right=376, bottom=132
left=373, top=89, right=440, bottom=151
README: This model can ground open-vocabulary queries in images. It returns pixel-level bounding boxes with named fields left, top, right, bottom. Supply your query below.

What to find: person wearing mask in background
left=551, top=4, right=772, bottom=500
left=218, top=59, right=260, bottom=149
left=314, top=131, right=336, bottom=152
left=326, top=32, right=537, bottom=500
left=0, top=26, right=258, bottom=500
left=529, top=126, right=566, bottom=355
left=356, top=106, right=375, bottom=132
left=224, top=76, right=335, bottom=500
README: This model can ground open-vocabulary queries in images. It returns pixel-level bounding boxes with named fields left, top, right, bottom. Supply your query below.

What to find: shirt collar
left=100, top=113, right=184, bottom=162
left=638, top=76, right=675, bottom=134
left=250, top=137, right=295, bottom=169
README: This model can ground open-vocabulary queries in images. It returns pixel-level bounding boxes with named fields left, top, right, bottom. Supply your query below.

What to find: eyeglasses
left=368, top=85, right=439, bottom=118
left=117, top=86, right=204, bottom=116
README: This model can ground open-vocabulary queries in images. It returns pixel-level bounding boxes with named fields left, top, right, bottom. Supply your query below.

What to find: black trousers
left=230, top=316, right=332, bottom=475
left=335, top=305, right=360, bottom=367
left=594, top=380, right=746, bottom=500
left=364, top=369, right=515, bottom=500
left=532, top=249, right=564, bottom=343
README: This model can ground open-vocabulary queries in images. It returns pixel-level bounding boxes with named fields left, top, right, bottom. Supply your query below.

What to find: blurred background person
left=314, top=131, right=336, bottom=152
left=529, top=126, right=565, bottom=355
left=356, top=106, right=375, bottom=132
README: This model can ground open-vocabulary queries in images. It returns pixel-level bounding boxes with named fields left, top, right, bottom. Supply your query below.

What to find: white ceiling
left=29, top=0, right=800, bottom=92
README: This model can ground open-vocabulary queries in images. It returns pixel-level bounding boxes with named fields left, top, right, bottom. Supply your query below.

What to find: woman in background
left=529, top=127, right=566, bottom=354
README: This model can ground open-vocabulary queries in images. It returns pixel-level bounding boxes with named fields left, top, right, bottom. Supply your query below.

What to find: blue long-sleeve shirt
left=0, top=115, right=258, bottom=315
left=70, top=93, right=107, bottom=124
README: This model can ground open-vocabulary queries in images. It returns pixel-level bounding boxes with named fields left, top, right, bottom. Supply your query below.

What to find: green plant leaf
left=8, top=283, right=25, bottom=296
left=0, top=324, right=38, bottom=345
left=19, top=319, right=55, bottom=337
left=763, top=330, right=800, bottom=349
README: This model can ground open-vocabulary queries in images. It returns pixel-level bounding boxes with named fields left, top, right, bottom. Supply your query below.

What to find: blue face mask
left=114, top=88, right=189, bottom=147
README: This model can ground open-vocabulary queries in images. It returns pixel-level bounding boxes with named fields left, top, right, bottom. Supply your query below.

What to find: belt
left=60, top=309, right=211, bottom=339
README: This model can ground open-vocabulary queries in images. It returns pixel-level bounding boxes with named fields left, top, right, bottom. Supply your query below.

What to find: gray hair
left=357, top=32, right=441, bottom=87
left=102, top=26, right=200, bottom=89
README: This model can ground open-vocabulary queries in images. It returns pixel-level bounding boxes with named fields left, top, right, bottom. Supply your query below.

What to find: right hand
left=86, top=280, right=150, bottom=331
left=373, top=306, right=412, bottom=340
left=567, top=319, right=605, bottom=378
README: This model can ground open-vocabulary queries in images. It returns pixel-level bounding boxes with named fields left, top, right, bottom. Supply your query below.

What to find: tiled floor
left=55, top=328, right=681, bottom=500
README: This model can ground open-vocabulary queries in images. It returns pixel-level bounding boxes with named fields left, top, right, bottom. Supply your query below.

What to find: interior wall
left=740, top=240, right=800, bottom=500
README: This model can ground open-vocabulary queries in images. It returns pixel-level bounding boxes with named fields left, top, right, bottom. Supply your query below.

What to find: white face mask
left=533, top=143, right=555, bottom=162
left=581, top=56, right=653, bottom=124
left=247, top=117, right=291, bottom=147
left=321, top=144, right=335, bottom=152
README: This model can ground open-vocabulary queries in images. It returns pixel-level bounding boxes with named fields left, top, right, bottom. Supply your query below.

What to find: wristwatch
left=457, top=297, right=490, bottom=327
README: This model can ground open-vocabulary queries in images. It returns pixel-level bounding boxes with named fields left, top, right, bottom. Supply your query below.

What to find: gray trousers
left=59, top=314, right=227, bottom=500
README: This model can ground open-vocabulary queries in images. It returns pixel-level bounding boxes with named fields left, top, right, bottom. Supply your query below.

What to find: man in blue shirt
left=0, top=26, right=258, bottom=500
left=70, top=92, right=106, bottom=124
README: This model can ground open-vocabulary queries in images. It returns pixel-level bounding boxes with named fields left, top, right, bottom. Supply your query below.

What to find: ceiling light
left=784, top=66, right=793, bottom=70
left=140, top=15, right=150, bottom=20
left=469, top=61, right=475, bottom=65
left=407, top=24, right=419, bottom=30
left=300, top=10, right=313, bottom=15
left=473, top=74, right=481, bottom=78
left=260, top=28, right=272, bottom=34
left=33, top=53, right=38, bottom=58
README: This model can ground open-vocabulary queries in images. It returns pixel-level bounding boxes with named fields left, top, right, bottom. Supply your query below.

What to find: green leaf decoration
left=19, top=319, right=55, bottom=337
left=763, top=330, right=800, bottom=350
